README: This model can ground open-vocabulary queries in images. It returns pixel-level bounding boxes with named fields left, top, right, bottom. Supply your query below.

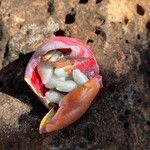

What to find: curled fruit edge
left=24, top=36, right=103, bottom=133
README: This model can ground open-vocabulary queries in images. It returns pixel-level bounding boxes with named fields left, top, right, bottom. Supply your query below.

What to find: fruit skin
left=39, top=78, right=100, bottom=133
left=24, top=36, right=102, bottom=133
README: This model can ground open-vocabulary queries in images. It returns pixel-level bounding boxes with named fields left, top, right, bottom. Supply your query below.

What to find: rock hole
left=4, top=41, right=9, bottom=58
left=124, top=109, right=130, bottom=115
left=124, top=17, right=129, bottom=24
left=79, top=0, right=88, bottom=4
left=96, top=0, right=102, bottom=3
left=54, top=29, right=66, bottom=36
left=47, top=0, right=54, bottom=15
left=95, top=27, right=106, bottom=40
left=95, top=29, right=101, bottom=35
left=125, top=40, right=129, bottom=44
left=137, top=34, right=141, bottom=40
left=83, top=125, right=95, bottom=141
left=108, top=84, right=116, bottom=92
left=96, top=16, right=105, bottom=25
left=87, top=39, right=94, bottom=43
left=61, top=128, right=72, bottom=138
left=26, top=30, right=31, bottom=35
left=146, top=21, right=150, bottom=31
left=19, top=24, right=23, bottom=29
left=0, top=80, right=2, bottom=88
left=136, top=4, right=145, bottom=16
left=123, top=94, right=128, bottom=100
left=146, top=121, right=150, bottom=126
left=137, top=110, right=141, bottom=114
left=8, top=13, right=10, bottom=17
left=118, top=115, right=125, bottom=121
left=78, top=142, right=86, bottom=148
left=124, top=122, right=129, bottom=129
left=103, top=118, right=106, bottom=122
left=65, top=9, right=76, bottom=24
left=137, top=98, right=142, bottom=103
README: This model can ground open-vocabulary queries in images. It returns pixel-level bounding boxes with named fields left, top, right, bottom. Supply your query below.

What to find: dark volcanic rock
left=0, top=0, right=150, bottom=149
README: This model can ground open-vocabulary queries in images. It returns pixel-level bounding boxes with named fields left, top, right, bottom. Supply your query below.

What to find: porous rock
left=0, top=0, right=149, bottom=149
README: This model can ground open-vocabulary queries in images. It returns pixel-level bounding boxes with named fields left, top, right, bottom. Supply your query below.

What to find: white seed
left=52, top=79, right=77, bottom=92
left=49, top=51, right=62, bottom=62
left=54, top=67, right=68, bottom=77
left=45, top=75, right=66, bottom=89
left=45, top=80, right=55, bottom=89
left=45, top=90, right=64, bottom=104
left=57, top=76, right=66, bottom=81
left=37, top=62, right=53, bottom=84
left=72, top=69, right=88, bottom=85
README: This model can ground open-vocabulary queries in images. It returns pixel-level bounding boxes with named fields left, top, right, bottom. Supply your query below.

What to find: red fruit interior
left=30, top=48, right=72, bottom=97
left=58, top=48, right=71, bottom=54
left=31, top=67, right=46, bottom=96
left=30, top=48, right=98, bottom=97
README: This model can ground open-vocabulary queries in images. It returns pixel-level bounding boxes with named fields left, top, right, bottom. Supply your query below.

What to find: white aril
left=45, top=90, right=64, bottom=104
left=54, top=67, right=68, bottom=77
left=45, top=75, right=66, bottom=89
left=57, top=76, right=66, bottom=81
left=37, top=62, right=53, bottom=84
left=52, top=78, right=77, bottom=92
left=45, top=80, right=55, bottom=89
left=72, top=69, right=88, bottom=85
left=49, top=51, right=62, bottom=62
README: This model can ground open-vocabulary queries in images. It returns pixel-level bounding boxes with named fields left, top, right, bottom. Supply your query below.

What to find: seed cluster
left=37, top=50, right=89, bottom=104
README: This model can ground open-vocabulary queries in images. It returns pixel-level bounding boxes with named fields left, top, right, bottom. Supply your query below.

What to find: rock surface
left=0, top=0, right=150, bottom=149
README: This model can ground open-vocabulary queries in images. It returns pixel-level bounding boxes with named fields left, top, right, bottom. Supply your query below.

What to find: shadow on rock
left=138, top=44, right=150, bottom=89
left=0, top=48, right=146, bottom=149
left=0, top=51, right=132, bottom=133
left=0, top=52, right=48, bottom=131
left=0, top=51, right=115, bottom=135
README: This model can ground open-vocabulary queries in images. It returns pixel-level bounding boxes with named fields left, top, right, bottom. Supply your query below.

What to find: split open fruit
left=24, top=36, right=102, bottom=133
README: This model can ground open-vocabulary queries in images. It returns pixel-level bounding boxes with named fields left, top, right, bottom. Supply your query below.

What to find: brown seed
left=48, top=58, right=72, bottom=68
left=42, top=51, right=53, bottom=61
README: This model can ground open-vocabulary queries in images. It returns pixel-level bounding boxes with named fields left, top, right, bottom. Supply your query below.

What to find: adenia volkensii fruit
left=24, top=36, right=102, bottom=133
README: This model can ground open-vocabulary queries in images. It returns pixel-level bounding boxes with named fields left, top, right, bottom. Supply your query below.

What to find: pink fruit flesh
left=31, top=68, right=47, bottom=96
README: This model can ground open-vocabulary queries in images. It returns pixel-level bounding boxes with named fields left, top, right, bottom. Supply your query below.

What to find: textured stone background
left=0, top=0, right=150, bottom=149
